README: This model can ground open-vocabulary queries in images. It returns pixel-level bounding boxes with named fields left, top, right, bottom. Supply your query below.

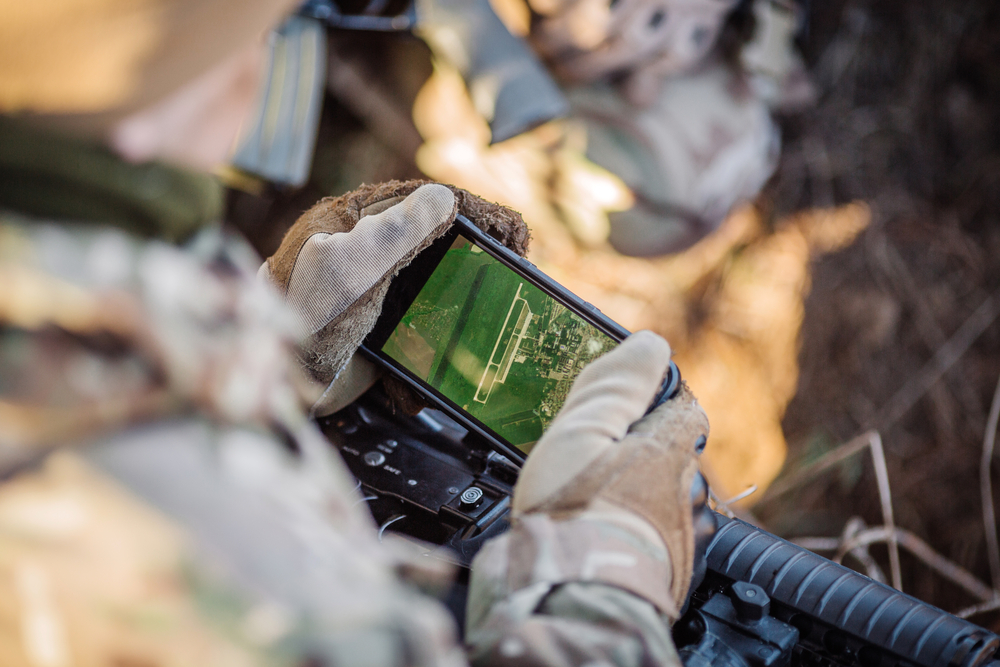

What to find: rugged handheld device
left=361, top=213, right=678, bottom=461
left=324, top=212, right=1000, bottom=667
left=318, top=388, right=1000, bottom=667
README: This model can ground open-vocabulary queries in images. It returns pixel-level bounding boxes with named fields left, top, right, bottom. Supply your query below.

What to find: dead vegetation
left=757, top=0, right=1000, bottom=622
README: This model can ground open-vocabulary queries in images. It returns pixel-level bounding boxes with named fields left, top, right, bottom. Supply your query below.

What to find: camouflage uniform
left=0, top=117, right=684, bottom=667
left=466, top=514, right=683, bottom=667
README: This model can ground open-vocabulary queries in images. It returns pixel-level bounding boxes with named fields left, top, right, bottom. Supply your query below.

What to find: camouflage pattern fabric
left=0, top=210, right=468, bottom=667
left=467, top=514, right=682, bottom=667
left=0, top=124, right=685, bottom=667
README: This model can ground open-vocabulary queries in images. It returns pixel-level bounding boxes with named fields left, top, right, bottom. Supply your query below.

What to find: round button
left=460, top=486, right=484, bottom=507
left=363, top=451, right=386, bottom=467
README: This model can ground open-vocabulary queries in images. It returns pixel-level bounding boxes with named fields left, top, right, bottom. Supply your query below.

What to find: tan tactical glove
left=261, top=179, right=529, bottom=416
left=510, top=330, right=709, bottom=619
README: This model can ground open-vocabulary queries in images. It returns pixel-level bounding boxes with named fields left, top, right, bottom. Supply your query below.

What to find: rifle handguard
left=701, top=516, right=999, bottom=667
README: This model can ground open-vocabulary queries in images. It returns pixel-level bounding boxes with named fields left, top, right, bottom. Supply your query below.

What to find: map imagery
left=382, top=236, right=618, bottom=452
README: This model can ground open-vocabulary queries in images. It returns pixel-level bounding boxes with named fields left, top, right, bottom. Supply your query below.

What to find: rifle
left=683, top=515, right=998, bottom=667
left=319, top=387, right=1000, bottom=667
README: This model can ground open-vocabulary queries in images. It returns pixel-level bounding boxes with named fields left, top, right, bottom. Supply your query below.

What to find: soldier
left=414, top=0, right=787, bottom=256
left=0, top=2, right=709, bottom=667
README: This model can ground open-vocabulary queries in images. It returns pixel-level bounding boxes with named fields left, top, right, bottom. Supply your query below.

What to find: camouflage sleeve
left=0, top=217, right=471, bottom=667
left=1, top=215, right=677, bottom=667
left=466, top=514, right=683, bottom=667
left=84, top=418, right=472, bottom=667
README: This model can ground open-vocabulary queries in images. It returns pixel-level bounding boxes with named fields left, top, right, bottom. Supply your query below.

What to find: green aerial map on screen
left=382, top=235, right=618, bottom=452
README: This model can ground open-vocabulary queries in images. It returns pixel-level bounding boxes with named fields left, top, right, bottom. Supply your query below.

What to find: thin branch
left=874, top=289, right=1000, bottom=430
left=867, top=235, right=985, bottom=430
left=836, top=527, right=995, bottom=602
left=793, top=537, right=841, bottom=551
left=956, top=598, right=1000, bottom=620
left=719, top=485, right=759, bottom=509
left=841, top=518, right=887, bottom=584
left=981, top=372, right=1000, bottom=594
left=757, top=431, right=902, bottom=590
left=760, top=430, right=874, bottom=502
left=709, top=486, right=763, bottom=525
left=845, top=545, right=888, bottom=584
left=708, top=486, right=734, bottom=518
left=867, top=433, right=902, bottom=591
left=710, top=486, right=759, bottom=516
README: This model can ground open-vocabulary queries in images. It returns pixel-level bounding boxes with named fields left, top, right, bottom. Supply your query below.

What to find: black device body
left=318, top=387, right=1000, bottom=667
left=335, top=214, right=996, bottom=667
left=362, top=213, right=678, bottom=463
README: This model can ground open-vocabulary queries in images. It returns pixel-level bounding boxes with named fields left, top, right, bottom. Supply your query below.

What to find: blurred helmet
left=0, top=0, right=298, bottom=118
left=527, top=0, right=740, bottom=84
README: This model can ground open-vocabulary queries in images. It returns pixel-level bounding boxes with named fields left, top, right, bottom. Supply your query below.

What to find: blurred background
left=230, top=0, right=1000, bottom=623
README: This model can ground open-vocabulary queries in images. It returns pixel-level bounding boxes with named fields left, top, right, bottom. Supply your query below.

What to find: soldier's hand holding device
left=264, top=179, right=710, bottom=633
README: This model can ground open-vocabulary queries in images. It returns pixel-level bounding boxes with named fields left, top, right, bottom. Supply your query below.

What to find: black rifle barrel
left=706, top=515, right=999, bottom=667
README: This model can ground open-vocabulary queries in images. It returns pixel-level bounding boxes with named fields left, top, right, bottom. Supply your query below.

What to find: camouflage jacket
left=0, top=119, right=681, bottom=667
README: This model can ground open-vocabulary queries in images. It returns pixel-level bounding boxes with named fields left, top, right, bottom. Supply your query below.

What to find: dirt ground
left=758, top=0, right=1000, bottom=620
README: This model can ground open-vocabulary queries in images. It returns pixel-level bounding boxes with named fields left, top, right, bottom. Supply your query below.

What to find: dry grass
left=761, top=0, right=1000, bottom=619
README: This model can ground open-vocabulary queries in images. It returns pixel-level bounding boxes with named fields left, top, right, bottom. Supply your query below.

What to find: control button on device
left=363, top=451, right=386, bottom=467
left=460, top=486, right=484, bottom=508
left=730, top=581, right=769, bottom=622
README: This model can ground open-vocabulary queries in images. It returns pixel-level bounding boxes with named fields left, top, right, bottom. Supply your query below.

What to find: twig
left=846, top=544, right=888, bottom=584
left=866, top=433, right=901, bottom=590
left=720, top=485, right=759, bottom=508
left=956, top=598, right=1000, bottom=620
left=835, top=527, right=995, bottom=602
left=708, top=486, right=733, bottom=518
left=793, top=537, right=841, bottom=551
left=761, top=293, right=1000, bottom=596
left=796, top=537, right=891, bottom=583
left=709, top=485, right=759, bottom=518
left=759, top=431, right=902, bottom=590
left=874, top=289, right=1000, bottom=430
left=760, top=431, right=873, bottom=502
left=841, top=518, right=887, bottom=584
left=798, top=519, right=888, bottom=584
left=868, top=234, right=984, bottom=431
left=981, top=373, right=1000, bottom=594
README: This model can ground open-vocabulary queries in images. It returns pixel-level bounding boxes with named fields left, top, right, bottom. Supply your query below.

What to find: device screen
left=380, top=234, right=619, bottom=452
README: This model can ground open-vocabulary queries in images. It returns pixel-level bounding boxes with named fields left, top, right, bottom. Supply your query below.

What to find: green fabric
left=0, top=116, right=223, bottom=242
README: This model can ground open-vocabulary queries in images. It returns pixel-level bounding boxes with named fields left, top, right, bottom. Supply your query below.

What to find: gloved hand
left=260, top=179, right=529, bottom=416
left=511, top=330, right=709, bottom=619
